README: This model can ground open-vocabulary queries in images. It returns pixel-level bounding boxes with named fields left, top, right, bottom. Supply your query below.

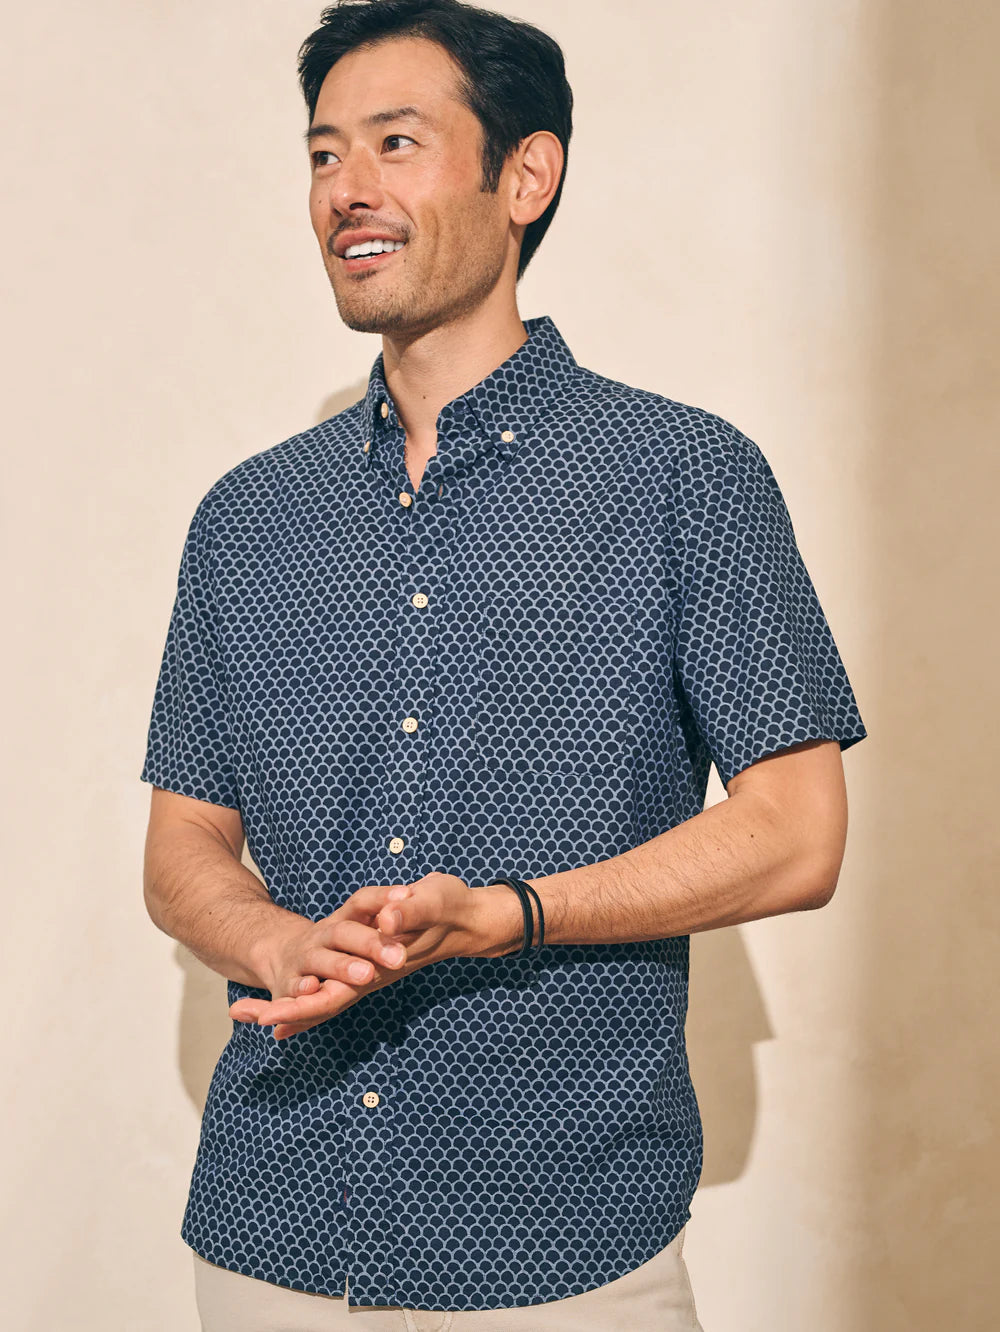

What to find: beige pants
left=192, top=1225, right=704, bottom=1331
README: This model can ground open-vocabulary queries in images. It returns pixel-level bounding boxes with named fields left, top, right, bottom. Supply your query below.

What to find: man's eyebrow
left=303, top=106, right=434, bottom=144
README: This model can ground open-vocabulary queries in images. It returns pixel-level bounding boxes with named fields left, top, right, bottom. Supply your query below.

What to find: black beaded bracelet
left=489, top=877, right=545, bottom=957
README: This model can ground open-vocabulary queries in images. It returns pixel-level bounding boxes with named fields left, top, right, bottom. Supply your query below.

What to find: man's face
left=307, top=36, right=514, bottom=337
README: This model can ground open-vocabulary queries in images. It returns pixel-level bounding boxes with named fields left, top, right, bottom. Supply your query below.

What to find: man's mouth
left=340, top=239, right=407, bottom=271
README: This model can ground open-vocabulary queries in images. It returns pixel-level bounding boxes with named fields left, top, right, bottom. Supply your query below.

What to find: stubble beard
left=328, top=241, right=508, bottom=338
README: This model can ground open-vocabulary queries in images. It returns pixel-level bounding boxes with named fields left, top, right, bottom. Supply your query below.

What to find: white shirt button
left=362, top=1091, right=381, bottom=1108
left=381, top=402, right=389, bottom=419
left=501, top=429, right=515, bottom=443
left=388, top=837, right=405, bottom=854
left=399, top=492, right=412, bottom=508
left=411, top=593, right=428, bottom=608
left=363, top=440, right=371, bottom=452
left=401, top=716, right=418, bottom=733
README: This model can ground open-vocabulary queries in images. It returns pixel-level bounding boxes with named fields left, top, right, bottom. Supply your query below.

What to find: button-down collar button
left=411, top=593, right=428, bottom=608
left=388, top=837, right=405, bottom=854
left=501, top=429, right=515, bottom=443
left=380, top=402, right=389, bottom=419
left=363, top=440, right=371, bottom=452
left=401, top=716, right=418, bottom=733
left=362, top=1091, right=381, bottom=1108
left=398, top=492, right=412, bottom=508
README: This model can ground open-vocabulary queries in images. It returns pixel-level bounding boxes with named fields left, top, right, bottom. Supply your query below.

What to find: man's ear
left=509, top=130, right=564, bottom=228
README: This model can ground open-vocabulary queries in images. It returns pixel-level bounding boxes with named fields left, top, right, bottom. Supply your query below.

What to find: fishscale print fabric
left=140, top=314, right=867, bottom=1312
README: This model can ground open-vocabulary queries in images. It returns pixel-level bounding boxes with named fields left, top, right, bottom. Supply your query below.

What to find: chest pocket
left=472, top=585, right=637, bottom=775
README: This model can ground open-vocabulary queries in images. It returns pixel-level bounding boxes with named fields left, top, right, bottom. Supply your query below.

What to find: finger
left=253, top=979, right=353, bottom=1026
left=233, top=1001, right=299, bottom=1024
left=296, top=946, right=384, bottom=987
left=235, top=988, right=330, bottom=1027
left=375, top=884, right=445, bottom=943
left=375, top=901, right=425, bottom=937
left=256, top=970, right=392, bottom=1026
left=231, top=957, right=387, bottom=1027
left=337, top=882, right=412, bottom=921
left=273, top=987, right=369, bottom=1038
left=310, top=918, right=408, bottom=970
left=231, top=974, right=322, bottom=1023
left=273, top=1019, right=322, bottom=1039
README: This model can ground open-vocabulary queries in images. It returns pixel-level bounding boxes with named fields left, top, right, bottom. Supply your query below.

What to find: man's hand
left=229, top=873, right=522, bottom=1040
left=229, top=880, right=411, bottom=1039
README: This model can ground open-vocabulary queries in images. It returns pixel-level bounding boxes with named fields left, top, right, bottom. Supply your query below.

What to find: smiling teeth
left=344, top=239, right=406, bottom=258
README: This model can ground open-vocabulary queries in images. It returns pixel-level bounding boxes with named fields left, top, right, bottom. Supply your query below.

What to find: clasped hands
left=229, top=873, right=519, bottom=1041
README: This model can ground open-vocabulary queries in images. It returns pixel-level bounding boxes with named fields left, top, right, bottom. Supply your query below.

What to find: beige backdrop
left=2, top=1, right=997, bottom=1328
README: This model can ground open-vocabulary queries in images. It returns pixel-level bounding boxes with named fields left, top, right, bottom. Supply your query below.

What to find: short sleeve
left=672, top=422, right=868, bottom=790
left=139, top=494, right=241, bottom=808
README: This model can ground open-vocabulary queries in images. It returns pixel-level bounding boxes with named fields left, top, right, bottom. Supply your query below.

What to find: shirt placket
left=384, top=441, right=438, bottom=876
left=343, top=399, right=459, bottom=1298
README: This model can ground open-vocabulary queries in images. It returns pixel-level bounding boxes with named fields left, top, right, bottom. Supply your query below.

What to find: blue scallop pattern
left=140, top=314, right=867, bottom=1311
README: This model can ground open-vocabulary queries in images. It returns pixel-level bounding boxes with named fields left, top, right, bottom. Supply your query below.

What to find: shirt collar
left=358, top=314, right=579, bottom=482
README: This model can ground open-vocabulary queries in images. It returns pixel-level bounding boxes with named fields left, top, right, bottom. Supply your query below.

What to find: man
left=141, top=1, right=867, bottom=1327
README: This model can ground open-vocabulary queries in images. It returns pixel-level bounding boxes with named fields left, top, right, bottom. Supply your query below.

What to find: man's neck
left=380, top=299, right=528, bottom=448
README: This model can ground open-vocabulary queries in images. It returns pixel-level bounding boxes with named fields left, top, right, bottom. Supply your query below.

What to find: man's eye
left=311, top=136, right=414, bottom=168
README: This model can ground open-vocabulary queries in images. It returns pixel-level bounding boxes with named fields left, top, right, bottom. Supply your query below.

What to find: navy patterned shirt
left=140, top=313, right=867, bottom=1311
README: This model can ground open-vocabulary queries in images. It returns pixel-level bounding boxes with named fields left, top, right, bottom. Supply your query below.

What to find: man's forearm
left=482, top=788, right=839, bottom=952
left=143, top=818, right=304, bottom=989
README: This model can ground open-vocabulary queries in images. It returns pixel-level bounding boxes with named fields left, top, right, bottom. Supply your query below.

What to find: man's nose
left=328, top=147, right=385, bottom=216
